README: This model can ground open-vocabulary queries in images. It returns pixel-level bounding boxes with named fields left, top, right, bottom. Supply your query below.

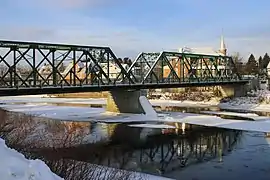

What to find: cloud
left=0, top=26, right=56, bottom=41
left=1, top=0, right=270, bottom=60
left=16, top=0, right=122, bottom=10
left=1, top=23, right=269, bottom=60
left=0, top=25, right=169, bottom=58
left=37, top=0, right=100, bottom=8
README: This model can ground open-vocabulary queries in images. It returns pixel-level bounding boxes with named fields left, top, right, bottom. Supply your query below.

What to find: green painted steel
left=0, top=40, right=247, bottom=96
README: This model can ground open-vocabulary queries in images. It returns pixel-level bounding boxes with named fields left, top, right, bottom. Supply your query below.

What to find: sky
left=0, top=0, right=269, bottom=59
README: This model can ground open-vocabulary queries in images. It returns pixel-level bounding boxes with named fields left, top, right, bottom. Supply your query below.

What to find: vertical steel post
left=52, top=49, right=56, bottom=86
left=13, top=47, right=16, bottom=87
left=33, top=48, right=36, bottom=87
left=73, top=50, right=76, bottom=86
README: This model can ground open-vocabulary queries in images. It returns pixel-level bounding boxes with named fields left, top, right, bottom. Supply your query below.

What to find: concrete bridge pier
left=107, top=90, right=147, bottom=113
left=220, top=84, right=247, bottom=98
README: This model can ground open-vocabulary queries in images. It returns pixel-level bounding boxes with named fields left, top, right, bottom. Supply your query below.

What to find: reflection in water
left=0, top=107, right=244, bottom=179
left=137, top=128, right=241, bottom=175
left=31, top=125, right=242, bottom=178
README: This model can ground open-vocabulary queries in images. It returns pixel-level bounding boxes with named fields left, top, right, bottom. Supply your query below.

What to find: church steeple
left=219, top=34, right=227, bottom=56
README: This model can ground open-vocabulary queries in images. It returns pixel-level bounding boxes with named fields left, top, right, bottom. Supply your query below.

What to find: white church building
left=179, top=35, right=227, bottom=56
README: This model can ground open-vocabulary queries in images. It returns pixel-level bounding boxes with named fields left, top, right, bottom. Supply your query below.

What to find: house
left=38, top=59, right=130, bottom=84
left=266, top=62, right=270, bottom=77
left=162, top=35, right=228, bottom=79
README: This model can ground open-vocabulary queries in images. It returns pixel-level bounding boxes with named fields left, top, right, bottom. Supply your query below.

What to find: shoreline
left=218, top=103, right=270, bottom=113
left=1, top=93, right=270, bottom=114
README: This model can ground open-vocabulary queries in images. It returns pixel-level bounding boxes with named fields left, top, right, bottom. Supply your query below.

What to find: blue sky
left=0, top=0, right=269, bottom=59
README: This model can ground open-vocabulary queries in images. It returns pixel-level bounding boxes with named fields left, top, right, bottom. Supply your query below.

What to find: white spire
left=220, top=34, right=226, bottom=50
left=219, top=31, right=227, bottom=56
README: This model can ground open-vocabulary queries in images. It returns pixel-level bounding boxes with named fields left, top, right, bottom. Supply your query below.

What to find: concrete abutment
left=106, top=90, right=147, bottom=113
left=219, top=84, right=247, bottom=98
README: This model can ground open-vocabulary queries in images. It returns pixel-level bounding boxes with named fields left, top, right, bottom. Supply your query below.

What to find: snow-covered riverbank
left=150, top=90, right=270, bottom=113
left=0, top=138, right=63, bottom=180
left=1, top=90, right=270, bottom=115
left=0, top=95, right=219, bottom=108
left=219, top=90, right=270, bottom=113
left=150, top=99, right=219, bottom=107
left=0, top=94, right=269, bottom=113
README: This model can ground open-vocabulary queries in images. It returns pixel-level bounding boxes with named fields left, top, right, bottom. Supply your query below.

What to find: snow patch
left=0, top=138, right=62, bottom=180
left=201, top=111, right=270, bottom=121
left=150, top=99, right=218, bottom=107
left=168, top=113, right=270, bottom=133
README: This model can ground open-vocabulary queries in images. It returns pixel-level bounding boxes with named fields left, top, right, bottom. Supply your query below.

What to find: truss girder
left=126, top=51, right=242, bottom=84
left=0, top=40, right=243, bottom=92
left=0, top=40, right=134, bottom=88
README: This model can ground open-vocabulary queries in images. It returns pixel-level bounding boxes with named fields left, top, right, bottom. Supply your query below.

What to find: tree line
left=233, top=53, right=270, bottom=77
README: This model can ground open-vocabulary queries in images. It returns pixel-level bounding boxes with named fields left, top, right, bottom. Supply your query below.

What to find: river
left=0, top=99, right=270, bottom=180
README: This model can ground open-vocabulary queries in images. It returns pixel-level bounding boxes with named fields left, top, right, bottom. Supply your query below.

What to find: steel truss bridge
left=0, top=40, right=247, bottom=96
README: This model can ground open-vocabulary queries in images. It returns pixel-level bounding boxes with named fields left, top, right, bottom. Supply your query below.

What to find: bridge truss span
left=0, top=40, right=246, bottom=96
left=0, top=40, right=133, bottom=88
left=123, top=51, right=241, bottom=84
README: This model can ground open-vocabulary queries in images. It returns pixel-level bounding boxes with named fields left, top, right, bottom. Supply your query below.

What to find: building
left=162, top=35, right=228, bottom=79
left=179, top=35, right=227, bottom=56
left=38, top=60, right=129, bottom=84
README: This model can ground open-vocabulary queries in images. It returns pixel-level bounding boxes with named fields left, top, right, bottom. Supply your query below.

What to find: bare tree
left=231, top=52, right=245, bottom=75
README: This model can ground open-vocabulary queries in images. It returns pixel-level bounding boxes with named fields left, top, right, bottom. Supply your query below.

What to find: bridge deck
left=0, top=80, right=248, bottom=96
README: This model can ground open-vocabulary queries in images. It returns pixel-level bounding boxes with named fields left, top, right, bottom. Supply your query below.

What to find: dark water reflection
left=30, top=106, right=270, bottom=180
left=170, top=131, right=270, bottom=180
left=30, top=123, right=243, bottom=179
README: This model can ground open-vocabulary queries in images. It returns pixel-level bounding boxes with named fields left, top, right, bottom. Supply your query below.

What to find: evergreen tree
left=258, top=56, right=263, bottom=75
left=262, top=53, right=270, bottom=69
left=258, top=56, right=263, bottom=68
left=245, top=54, right=258, bottom=75
left=123, top=57, right=129, bottom=64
